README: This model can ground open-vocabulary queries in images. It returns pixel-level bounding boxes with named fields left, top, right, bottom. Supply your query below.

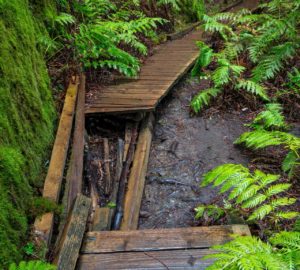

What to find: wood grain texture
left=34, top=77, right=79, bottom=246
left=121, top=113, right=155, bottom=230
left=54, top=194, right=91, bottom=270
left=77, top=249, right=214, bottom=270
left=82, top=225, right=250, bottom=254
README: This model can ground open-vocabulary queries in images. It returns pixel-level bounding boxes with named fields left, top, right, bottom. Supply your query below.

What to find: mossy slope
left=0, top=0, right=55, bottom=267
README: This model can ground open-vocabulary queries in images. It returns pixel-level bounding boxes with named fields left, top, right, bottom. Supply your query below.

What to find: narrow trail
left=139, top=0, right=260, bottom=229
left=139, top=78, right=249, bottom=229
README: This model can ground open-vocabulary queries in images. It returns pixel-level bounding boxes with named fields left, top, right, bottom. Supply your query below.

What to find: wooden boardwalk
left=77, top=225, right=251, bottom=270
left=85, top=30, right=201, bottom=114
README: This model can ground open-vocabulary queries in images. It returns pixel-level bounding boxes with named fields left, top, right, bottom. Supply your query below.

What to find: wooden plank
left=121, top=113, right=155, bottom=230
left=167, top=22, right=201, bottom=40
left=67, top=73, right=86, bottom=211
left=53, top=194, right=91, bottom=270
left=85, top=106, right=154, bottom=114
left=34, top=77, right=79, bottom=247
left=82, top=225, right=251, bottom=254
left=78, top=249, right=215, bottom=270
left=92, top=97, right=158, bottom=105
left=92, top=207, right=112, bottom=231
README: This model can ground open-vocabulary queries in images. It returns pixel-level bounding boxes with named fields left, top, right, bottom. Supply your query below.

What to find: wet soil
left=139, top=77, right=251, bottom=229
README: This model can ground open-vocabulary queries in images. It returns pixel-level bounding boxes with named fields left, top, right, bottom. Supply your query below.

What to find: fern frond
left=9, top=260, right=56, bottom=270
left=250, top=103, right=288, bottom=130
left=248, top=204, right=273, bottom=220
left=265, top=184, right=291, bottom=197
left=191, top=41, right=214, bottom=77
left=190, top=88, right=221, bottom=113
left=235, top=130, right=283, bottom=149
left=235, top=79, right=269, bottom=101
left=201, top=164, right=249, bottom=187
left=252, top=42, right=298, bottom=82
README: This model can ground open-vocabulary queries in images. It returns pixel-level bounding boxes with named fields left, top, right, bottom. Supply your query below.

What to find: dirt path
left=139, top=77, right=250, bottom=229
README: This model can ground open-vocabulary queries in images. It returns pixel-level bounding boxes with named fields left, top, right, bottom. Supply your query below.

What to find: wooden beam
left=53, top=194, right=91, bottom=270
left=82, top=225, right=251, bottom=254
left=67, top=73, right=86, bottom=211
left=121, top=113, right=155, bottom=230
left=78, top=249, right=214, bottom=270
left=34, top=76, right=79, bottom=247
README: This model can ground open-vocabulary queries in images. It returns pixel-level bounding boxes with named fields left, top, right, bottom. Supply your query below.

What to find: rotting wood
left=82, top=225, right=251, bottom=254
left=112, top=122, right=139, bottom=230
left=34, top=76, right=79, bottom=247
left=103, top=138, right=111, bottom=195
left=67, top=74, right=86, bottom=212
left=121, top=113, right=155, bottom=230
left=53, top=194, right=91, bottom=270
left=92, top=207, right=112, bottom=231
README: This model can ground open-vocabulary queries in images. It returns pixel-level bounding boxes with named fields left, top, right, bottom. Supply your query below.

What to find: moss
left=0, top=0, right=55, bottom=267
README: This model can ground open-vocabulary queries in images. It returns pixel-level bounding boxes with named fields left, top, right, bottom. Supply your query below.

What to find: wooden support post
left=34, top=77, right=79, bottom=247
left=53, top=194, right=91, bottom=270
left=121, top=113, right=155, bottom=230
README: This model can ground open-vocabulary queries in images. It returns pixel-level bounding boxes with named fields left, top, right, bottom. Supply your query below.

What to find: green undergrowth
left=0, top=0, right=55, bottom=267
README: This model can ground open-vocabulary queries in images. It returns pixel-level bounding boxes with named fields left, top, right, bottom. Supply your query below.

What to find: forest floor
left=139, top=76, right=251, bottom=229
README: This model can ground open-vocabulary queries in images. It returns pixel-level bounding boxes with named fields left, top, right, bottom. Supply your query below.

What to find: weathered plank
left=121, top=113, right=155, bottom=230
left=53, top=194, right=91, bottom=270
left=67, top=74, right=86, bottom=211
left=78, top=249, right=214, bottom=270
left=82, top=225, right=250, bottom=254
left=34, top=77, right=79, bottom=246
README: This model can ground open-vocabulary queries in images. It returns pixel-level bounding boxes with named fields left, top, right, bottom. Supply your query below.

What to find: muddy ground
left=139, top=76, right=251, bottom=229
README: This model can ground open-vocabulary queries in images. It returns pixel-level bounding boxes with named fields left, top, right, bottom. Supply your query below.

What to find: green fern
left=235, top=130, right=300, bottom=177
left=9, top=261, right=56, bottom=270
left=249, top=103, right=288, bottom=130
left=191, top=41, right=213, bottom=77
left=190, top=88, right=221, bottom=113
left=235, top=79, right=269, bottom=101
left=200, top=164, right=298, bottom=222
left=205, top=232, right=300, bottom=270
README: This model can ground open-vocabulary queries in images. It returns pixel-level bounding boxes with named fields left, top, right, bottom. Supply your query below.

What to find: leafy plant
left=9, top=261, right=56, bottom=270
left=191, top=0, right=300, bottom=113
left=236, top=130, right=300, bottom=178
left=205, top=231, right=300, bottom=270
left=249, top=103, right=288, bottom=131
left=197, top=164, right=298, bottom=223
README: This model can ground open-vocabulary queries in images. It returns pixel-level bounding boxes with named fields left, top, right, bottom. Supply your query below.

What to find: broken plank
left=53, top=194, right=91, bottom=270
left=82, top=225, right=251, bottom=254
left=34, top=76, right=79, bottom=247
left=121, top=113, right=155, bottom=230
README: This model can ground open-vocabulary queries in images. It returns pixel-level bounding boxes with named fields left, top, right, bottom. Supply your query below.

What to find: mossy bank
left=0, top=0, right=56, bottom=267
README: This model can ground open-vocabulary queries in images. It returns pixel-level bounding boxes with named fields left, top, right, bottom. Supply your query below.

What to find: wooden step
left=77, top=225, right=250, bottom=270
